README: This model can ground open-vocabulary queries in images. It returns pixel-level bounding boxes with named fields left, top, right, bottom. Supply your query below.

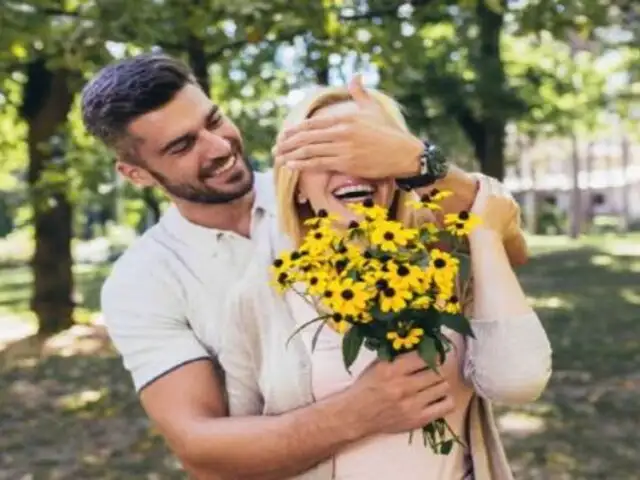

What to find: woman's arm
left=462, top=178, right=552, bottom=404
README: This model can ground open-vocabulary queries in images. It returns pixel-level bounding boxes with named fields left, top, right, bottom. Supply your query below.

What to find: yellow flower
left=305, top=270, right=331, bottom=296
left=328, top=278, right=372, bottom=317
left=444, top=211, right=482, bottom=237
left=411, top=294, right=432, bottom=309
left=370, top=220, right=417, bottom=252
left=378, top=283, right=413, bottom=313
left=436, top=294, right=462, bottom=314
left=407, top=189, right=453, bottom=211
left=418, top=222, right=440, bottom=244
left=427, top=249, right=458, bottom=295
left=386, top=261, right=425, bottom=292
left=347, top=199, right=388, bottom=222
left=328, top=313, right=351, bottom=334
left=303, top=208, right=340, bottom=229
left=387, top=327, right=424, bottom=350
left=301, top=224, right=338, bottom=257
left=273, top=270, right=294, bottom=293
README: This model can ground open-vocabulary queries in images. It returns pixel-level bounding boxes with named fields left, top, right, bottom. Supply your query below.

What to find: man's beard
left=149, top=152, right=255, bottom=205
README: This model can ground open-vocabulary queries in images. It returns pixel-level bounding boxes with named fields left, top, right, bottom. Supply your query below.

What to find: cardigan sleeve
left=218, top=279, right=265, bottom=416
left=463, top=312, right=552, bottom=405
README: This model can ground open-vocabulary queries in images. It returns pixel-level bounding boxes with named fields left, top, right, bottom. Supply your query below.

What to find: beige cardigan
left=218, top=218, right=552, bottom=480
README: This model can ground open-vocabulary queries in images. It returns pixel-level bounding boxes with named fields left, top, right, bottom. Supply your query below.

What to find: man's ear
left=115, top=159, right=156, bottom=188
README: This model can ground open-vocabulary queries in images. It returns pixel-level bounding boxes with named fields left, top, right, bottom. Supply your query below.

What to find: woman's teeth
left=211, top=155, right=237, bottom=177
left=333, top=184, right=375, bottom=201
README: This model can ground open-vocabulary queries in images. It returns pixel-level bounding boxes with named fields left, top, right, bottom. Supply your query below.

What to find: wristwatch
left=395, top=141, right=449, bottom=191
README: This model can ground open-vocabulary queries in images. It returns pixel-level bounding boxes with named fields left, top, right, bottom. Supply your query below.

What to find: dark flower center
left=314, top=232, right=323, bottom=240
left=434, top=258, right=446, bottom=268
left=348, top=220, right=360, bottom=229
left=317, top=209, right=328, bottom=218
left=341, top=289, right=355, bottom=300
left=375, top=279, right=389, bottom=290
left=273, top=259, right=283, bottom=268
left=397, top=265, right=410, bottom=276
left=383, top=287, right=396, bottom=297
left=277, top=272, right=288, bottom=284
left=383, top=231, right=395, bottom=241
left=458, top=211, right=469, bottom=220
left=335, top=259, right=348, bottom=273
left=363, top=198, right=374, bottom=208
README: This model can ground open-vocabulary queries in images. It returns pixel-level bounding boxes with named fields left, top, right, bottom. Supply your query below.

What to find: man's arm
left=103, top=258, right=455, bottom=480
left=140, top=353, right=454, bottom=480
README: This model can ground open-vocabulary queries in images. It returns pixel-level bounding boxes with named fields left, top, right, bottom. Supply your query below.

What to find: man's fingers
left=276, top=129, right=343, bottom=157
left=419, top=394, right=455, bottom=423
left=406, top=371, right=447, bottom=395
left=283, top=156, right=337, bottom=172
left=391, top=350, right=431, bottom=374
left=278, top=114, right=353, bottom=141
left=277, top=143, right=343, bottom=164
left=349, top=74, right=373, bottom=106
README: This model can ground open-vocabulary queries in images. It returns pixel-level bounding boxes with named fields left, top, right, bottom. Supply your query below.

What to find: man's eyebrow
left=158, top=106, right=220, bottom=155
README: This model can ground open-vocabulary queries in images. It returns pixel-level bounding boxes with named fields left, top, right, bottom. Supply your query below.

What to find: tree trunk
left=456, top=112, right=506, bottom=180
left=187, top=34, right=210, bottom=93
left=20, top=59, right=75, bottom=335
left=455, top=0, right=507, bottom=180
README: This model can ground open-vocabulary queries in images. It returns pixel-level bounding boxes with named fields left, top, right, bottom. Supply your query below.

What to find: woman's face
left=296, top=100, right=396, bottom=225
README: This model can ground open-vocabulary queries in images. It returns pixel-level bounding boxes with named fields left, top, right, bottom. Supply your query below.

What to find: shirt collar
left=160, top=169, right=276, bottom=249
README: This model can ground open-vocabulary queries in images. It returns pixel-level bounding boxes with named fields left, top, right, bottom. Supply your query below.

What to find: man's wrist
left=322, top=387, right=370, bottom=442
left=398, top=135, right=425, bottom=178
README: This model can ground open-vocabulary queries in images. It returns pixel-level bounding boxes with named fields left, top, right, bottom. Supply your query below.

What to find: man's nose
left=201, top=129, right=232, bottom=156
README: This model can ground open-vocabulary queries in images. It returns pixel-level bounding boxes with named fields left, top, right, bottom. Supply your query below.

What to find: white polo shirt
left=100, top=170, right=277, bottom=392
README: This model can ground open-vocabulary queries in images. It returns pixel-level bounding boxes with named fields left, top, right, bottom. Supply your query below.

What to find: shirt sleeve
left=101, top=258, right=211, bottom=392
left=463, top=312, right=553, bottom=405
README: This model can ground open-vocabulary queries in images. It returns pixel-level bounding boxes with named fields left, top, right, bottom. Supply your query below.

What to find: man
left=82, top=53, right=525, bottom=479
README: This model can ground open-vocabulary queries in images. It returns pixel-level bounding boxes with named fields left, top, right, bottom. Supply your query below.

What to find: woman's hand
left=469, top=174, right=528, bottom=265
left=470, top=174, right=519, bottom=238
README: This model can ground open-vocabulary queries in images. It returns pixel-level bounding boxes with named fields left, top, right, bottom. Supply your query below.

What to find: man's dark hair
left=81, top=53, right=197, bottom=161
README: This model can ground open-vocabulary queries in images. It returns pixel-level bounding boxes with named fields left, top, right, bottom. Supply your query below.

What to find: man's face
left=119, top=83, right=253, bottom=204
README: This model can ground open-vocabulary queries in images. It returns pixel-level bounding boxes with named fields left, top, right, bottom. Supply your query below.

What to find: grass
left=1, top=234, right=639, bottom=479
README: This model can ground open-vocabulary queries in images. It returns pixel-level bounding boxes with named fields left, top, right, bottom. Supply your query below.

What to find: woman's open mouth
left=332, top=184, right=376, bottom=203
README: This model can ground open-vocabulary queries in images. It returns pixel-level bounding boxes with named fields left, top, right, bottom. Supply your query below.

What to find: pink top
left=289, top=293, right=475, bottom=480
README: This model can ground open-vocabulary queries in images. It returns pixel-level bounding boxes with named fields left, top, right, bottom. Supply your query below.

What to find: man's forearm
left=181, top=389, right=362, bottom=480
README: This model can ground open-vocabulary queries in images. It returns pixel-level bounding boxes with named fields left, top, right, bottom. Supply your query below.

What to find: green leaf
left=342, top=326, right=365, bottom=372
left=418, top=337, right=440, bottom=372
left=439, top=439, right=454, bottom=455
left=440, top=313, right=475, bottom=338
left=370, top=305, right=398, bottom=323
left=378, top=343, right=393, bottom=362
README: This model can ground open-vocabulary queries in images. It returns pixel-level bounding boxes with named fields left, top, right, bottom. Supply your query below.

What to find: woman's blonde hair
left=274, top=86, right=422, bottom=246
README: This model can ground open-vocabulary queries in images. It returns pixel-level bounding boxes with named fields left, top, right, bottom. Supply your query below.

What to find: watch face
left=427, top=145, right=449, bottom=179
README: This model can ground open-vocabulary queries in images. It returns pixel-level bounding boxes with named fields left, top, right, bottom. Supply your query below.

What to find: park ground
left=1, top=234, right=639, bottom=480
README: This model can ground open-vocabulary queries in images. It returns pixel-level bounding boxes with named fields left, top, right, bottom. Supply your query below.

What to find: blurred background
left=0, top=1, right=639, bottom=479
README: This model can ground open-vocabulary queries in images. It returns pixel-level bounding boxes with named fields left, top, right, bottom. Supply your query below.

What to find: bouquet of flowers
left=271, top=192, right=481, bottom=455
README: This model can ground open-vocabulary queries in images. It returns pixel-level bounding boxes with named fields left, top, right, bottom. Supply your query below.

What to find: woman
left=219, top=87, right=552, bottom=479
